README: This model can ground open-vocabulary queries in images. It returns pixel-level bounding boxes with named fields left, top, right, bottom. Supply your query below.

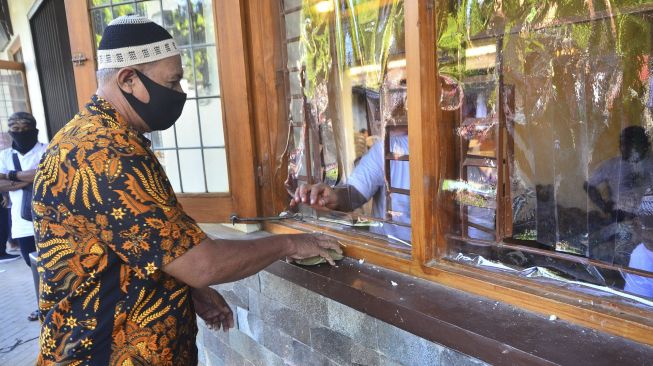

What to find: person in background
left=32, top=16, right=340, bottom=365
left=0, top=111, right=47, bottom=320
left=585, top=126, right=653, bottom=264
left=290, top=129, right=411, bottom=243
left=624, top=194, right=653, bottom=299
left=0, top=191, right=19, bottom=262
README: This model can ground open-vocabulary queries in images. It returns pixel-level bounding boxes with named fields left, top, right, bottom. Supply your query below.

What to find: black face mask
left=120, top=69, right=187, bottom=131
left=10, top=130, right=38, bottom=155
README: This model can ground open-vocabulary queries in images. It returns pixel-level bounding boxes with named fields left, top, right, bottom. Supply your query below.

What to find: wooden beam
left=64, top=0, right=97, bottom=109
left=244, top=0, right=293, bottom=217
left=178, top=194, right=233, bottom=223
left=265, top=221, right=653, bottom=347
left=214, top=0, right=259, bottom=218
left=405, top=0, right=438, bottom=263
left=0, top=60, right=25, bottom=71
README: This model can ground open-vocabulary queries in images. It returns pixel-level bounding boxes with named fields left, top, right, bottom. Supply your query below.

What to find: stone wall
left=196, top=270, right=488, bottom=366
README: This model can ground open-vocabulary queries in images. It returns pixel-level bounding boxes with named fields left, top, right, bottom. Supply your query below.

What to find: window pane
left=178, top=149, right=206, bottom=193
left=112, top=4, right=136, bottom=17
left=282, top=0, right=410, bottom=247
left=88, top=0, right=110, bottom=7
left=286, top=41, right=301, bottom=69
left=436, top=1, right=653, bottom=302
left=284, top=10, right=301, bottom=39
left=91, top=8, right=113, bottom=48
left=284, top=0, right=301, bottom=10
left=194, top=46, right=220, bottom=97
left=150, top=126, right=177, bottom=149
left=154, top=150, right=181, bottom=192
left=135, top=1, right=162, bottom=22
left=87, top=0, right=226, bottom=195
left=180, top=49, right=195, bottom=96
left=162, top=0, right=191, bottom=47
left=204, top=148, right=229, bottom=192
left=174, top=99, right=201, bottom=148
left=198, top=97, right=224, bottom=147
left=190, top=0, right=215, bottom=45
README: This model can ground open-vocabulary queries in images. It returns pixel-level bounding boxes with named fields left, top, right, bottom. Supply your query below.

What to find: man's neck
left=96, top=87, right=148, bottom=132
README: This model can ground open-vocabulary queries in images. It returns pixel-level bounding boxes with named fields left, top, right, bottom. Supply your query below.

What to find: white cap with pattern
left=96, top=15, right=179, bottom=70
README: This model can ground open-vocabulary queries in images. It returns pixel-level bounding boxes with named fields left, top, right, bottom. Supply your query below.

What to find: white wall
left=1, top=0, right=49, bottom=143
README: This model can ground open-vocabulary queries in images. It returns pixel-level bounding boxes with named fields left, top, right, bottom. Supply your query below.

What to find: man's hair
left=96, top=68, right=120, bottom=86
left=620, top=126, right=650, bottom=151
left=96, top=62, right=153, bottom=87
left=8, top=111, right=37, bottom=128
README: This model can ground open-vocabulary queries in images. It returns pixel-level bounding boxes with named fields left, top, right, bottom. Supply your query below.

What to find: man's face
left=133, top=55, right=184, bottom=100
left=8, top=120, right=35, bottom=133
left=120, top=55, right=184, bottom=131
left=620, top=136, right=649, bottom=163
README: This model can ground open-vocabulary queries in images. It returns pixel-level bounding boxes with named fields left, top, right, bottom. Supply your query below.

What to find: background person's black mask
left=121, top=69, right=187, bottom=131
left=10, top=129, right=38, bottom=154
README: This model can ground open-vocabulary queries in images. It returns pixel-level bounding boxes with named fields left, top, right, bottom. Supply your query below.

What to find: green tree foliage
left=300, top=0, right=404, bottom=96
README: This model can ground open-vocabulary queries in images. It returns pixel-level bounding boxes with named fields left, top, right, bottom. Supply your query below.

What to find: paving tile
left=325, top=297, right=379, bottom=350
left=376, top=320, right=442, bottom=366
left=259, top=271, right=329, bottom=325
left=252, top=292, right=312, bottom=345
left=0, top=260, right=41, bottom=366
left=227, top=328, right=285, bottom=366
left=440, top=348, right=489, bottom=366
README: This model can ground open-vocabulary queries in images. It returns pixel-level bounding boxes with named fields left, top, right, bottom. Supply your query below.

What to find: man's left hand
left=191, top=287, right=234, bottom=332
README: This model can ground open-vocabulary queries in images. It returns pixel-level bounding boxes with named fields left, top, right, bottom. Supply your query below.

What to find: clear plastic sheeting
left=281, top=0, right=411, bottom=245
left=453, top=252, right=653, bottom=307
left=437, top=2, right=653, bottom=301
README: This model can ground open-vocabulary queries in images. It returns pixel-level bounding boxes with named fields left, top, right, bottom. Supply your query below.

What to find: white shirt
left=0, top=142, right=47, bottom=239
left=348, top=135, right=411, bottom=242
left=588, top=155, right=653, bottom=214
left=624, top=243, right=653, bottom=299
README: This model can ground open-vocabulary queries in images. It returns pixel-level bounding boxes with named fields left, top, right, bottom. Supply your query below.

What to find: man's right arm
left=0, top=179, right=30, bottom=193
left=163, top=233, right=341, bottom=288
left=289, top=183, right=367, bottom=212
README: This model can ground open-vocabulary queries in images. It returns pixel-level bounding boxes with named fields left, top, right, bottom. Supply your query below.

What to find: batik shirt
left=33, top=95, right=206, bottom=366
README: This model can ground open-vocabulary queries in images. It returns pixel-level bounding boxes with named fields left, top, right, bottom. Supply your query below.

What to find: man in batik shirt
left=33, top=15, right=340, bottom=366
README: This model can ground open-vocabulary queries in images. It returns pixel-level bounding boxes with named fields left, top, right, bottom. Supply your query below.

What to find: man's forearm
left=584, top=182, right=611, bottom=213
left=0, top=170, right=36, bottom=183
left=332, top=185, right=367, bottom=211
left=0, top=179, right=30, bottom=192
left=164, top=235, right=295, bottom=288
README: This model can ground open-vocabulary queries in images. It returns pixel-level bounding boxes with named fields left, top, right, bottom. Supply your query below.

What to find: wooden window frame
left=247, top=0, right=653, bottom=346
left=0, top=59, right=32, bottom=116
left=7, top=36, right=22, bottom=62
left=63, top=0, right=258, bottom=222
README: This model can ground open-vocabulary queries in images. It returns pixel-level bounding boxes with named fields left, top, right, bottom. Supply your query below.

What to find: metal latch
left=72, top=53, right=88, bottom=66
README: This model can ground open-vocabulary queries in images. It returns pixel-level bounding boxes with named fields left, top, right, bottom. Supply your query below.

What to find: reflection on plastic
left=453, top=253, right=653, bottom=307
left=281, top=0, right=411, bottom=244
left=437, top=2, right=653, bottom=281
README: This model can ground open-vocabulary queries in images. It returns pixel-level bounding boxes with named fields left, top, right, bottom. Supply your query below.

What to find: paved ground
left=0, top=258, right=40, bottom=366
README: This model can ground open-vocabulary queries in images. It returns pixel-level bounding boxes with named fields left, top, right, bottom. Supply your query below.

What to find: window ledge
left=200, top=223, right=653, bottom=365
left=264, top=258, right=653, bottom=366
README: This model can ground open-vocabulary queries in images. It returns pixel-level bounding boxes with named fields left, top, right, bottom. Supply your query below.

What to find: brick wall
left=196, top=270, right=488, bottom=366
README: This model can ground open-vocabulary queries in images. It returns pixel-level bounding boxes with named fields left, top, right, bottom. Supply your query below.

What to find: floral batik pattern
left=33, top=95, right=206, bottom=366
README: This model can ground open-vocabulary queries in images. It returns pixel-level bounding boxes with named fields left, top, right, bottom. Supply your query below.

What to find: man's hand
left=191, top=287, right=234, bottom=332
left=290, top=183, right=339, bottom=209
left=286, top=233, right=343, bottom=266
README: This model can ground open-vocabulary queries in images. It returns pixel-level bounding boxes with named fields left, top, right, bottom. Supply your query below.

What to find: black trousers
left=0, top=207, right=9, bottom=255
left=16, top=235, right=36, bottom=267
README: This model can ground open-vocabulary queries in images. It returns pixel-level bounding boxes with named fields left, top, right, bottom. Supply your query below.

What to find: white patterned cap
left=97, top=15, right=179, bottom=69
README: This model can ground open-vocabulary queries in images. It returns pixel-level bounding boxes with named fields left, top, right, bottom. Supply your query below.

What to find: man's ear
left=116, top=68, right=139, bottom=94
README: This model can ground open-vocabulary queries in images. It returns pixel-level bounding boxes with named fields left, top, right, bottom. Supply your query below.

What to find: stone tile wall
left=196, top=270, right=488, bottom=366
